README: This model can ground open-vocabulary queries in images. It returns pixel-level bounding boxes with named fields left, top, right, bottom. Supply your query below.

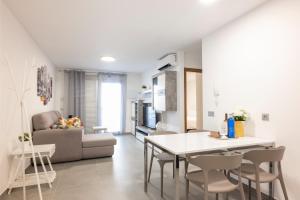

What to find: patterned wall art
left=37, top=66, right=52, bottom=105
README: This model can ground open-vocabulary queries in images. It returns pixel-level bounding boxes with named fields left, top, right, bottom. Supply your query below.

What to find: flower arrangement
left=18, top=132, right=30, bottom=142
left=233, top=109, right=248, bottom=121
left=66, top=117, right=82, bottom=128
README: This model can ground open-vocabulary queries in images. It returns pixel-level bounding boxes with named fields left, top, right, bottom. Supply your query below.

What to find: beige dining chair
left=231, top=146, right=288, bottom=200
left=147, top=131, right=187, bottom=198
left=186, top=153, right=245, bottom=200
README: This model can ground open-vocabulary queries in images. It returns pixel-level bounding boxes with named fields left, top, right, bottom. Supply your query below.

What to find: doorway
left=184, top=68, right=203, bottom=132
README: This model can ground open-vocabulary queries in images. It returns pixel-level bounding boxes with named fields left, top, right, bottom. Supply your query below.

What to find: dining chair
left=186, top=152, right=245, bottom=200
left=147, top=131, right=187, bottom=198
left=231, top=146, right=288, bottom=200
left=184, top=130, right=225, bottom=173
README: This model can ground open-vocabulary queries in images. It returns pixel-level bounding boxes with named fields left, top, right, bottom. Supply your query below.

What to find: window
left=100, top=82, right=122, bottom=133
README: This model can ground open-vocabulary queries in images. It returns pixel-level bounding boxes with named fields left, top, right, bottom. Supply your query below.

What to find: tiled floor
left=1, top=135, right=253, bottom=200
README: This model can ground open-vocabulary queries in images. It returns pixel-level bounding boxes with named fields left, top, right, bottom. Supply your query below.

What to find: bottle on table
left=227, top=114, right=235, bottom=138
left=220, top=113, right=228, bottom=139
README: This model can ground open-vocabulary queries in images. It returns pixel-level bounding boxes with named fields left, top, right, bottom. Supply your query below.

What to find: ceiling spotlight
left=101, top=56, right=116, bottom=62
left=200, top=0, right=217, bottom=5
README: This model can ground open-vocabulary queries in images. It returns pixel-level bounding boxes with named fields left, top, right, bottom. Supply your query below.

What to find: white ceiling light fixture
left=200, top=0, right=218, bottom=5
left=101, top=56, right=116, bottom=62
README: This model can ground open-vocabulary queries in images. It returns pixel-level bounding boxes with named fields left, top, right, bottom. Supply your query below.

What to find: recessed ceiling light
left=200, top=0, right=217, bottom=5
left=101, top=56, right=115, bottom=62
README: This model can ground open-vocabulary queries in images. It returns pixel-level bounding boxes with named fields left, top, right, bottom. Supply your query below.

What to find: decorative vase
left=235, top=121, right=244, bottom=138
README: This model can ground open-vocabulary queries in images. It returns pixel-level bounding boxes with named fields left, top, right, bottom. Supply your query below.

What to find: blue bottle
left=227, top=115, right=235, bottom=138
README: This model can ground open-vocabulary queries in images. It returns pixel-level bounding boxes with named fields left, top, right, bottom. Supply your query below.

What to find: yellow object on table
left=235, top=121, right=244, bottom=138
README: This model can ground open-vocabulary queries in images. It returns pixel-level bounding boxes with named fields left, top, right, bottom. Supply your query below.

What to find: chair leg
left=148, top=147, right=155, bottom=182
left=278, top=162, right=289, bottom=200
left=186, top=179, right=189, bottom=200
left=204, top=190, right=209, bottom=200
left=254, top=165, right=262, bottom=200
left=184, top=159, right=189, bottom=175
left=248, top=180, right=252, bottom=200
left=185, top=159, right=189, bottom=200
left=216, top=193, right=219, bottom=200
left=172, top=162, right=175, bottom=179
left=159, top=161, right=165, bottom=198
left=255, top=179, right=262, bottom=200
left=279, top=176, right=289, bottom=200
left=278, top=163, right=289, bottom=200
left=225, top=193, right=229, bottom=200
left=239, top=181, right=246, bottom=200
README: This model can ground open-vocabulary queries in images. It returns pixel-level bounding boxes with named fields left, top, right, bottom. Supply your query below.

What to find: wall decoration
left=37, top=65, right=52, bottom=105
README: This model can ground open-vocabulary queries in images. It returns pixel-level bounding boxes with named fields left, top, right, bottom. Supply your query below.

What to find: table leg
left=8, top=157, right=22, bottom=194
left=269, top=143, right=275, bottom=200
left=30, top=149, right=43, bottom=200
left=38, top=152, right=52, bottom=188
left=22, top=152, right=26, bottom=200
left=269, top=161, right=274, bottom=199
left=144, top=140, right=148, bottom=193
left=46, top=156, right=54, bottom=172
left=174, top=155, right=180, bottom=200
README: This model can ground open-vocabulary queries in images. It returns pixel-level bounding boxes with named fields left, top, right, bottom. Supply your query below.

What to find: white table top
left=12, top=144, right=56, bottom=157
left=145, top=132, right=275, bottom=155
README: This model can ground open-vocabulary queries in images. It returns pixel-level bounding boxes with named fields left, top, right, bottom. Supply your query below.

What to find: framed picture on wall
left=37, top=66, right=53, bottom=105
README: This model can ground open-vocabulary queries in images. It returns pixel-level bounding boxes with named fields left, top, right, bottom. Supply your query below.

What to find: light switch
left=208, top=111, right=215, bottom=117
left=262, top=113, right=270, bottom=121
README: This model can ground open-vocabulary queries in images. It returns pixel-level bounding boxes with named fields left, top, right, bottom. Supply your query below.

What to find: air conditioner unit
left=157, top=53, right=177, bottom=71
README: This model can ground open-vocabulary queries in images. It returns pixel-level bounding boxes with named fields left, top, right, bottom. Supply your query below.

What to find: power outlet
left=208, top=111, right=215, bottom=117
left=262, top=113, right=270, bottom=121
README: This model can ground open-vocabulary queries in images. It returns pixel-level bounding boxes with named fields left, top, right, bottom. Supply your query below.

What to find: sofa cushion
left=82, top=133, right=117, bottom=148
left=82, top=146, right=114, bottom=159
left=32, top=111, right=61, bottom=131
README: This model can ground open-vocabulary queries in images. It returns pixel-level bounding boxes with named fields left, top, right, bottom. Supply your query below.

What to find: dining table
left=144, top=132, right=275, bottom=200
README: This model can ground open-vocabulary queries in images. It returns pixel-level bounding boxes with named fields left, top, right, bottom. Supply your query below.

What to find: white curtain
left=97, top=73, right=127, bottom=133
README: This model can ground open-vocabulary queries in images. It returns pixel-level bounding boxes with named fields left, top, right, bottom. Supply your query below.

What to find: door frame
left=184, top=67, right=202, bottom=132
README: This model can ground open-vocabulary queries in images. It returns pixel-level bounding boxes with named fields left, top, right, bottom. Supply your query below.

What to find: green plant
left=233, top=109, right=248, bottom=121
left=18, top=132, right=30, bottom=142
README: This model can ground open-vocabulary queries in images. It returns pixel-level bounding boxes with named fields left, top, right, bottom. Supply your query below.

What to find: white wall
left=202, top=0, right=300, bottom=199
left=0, top=0, right=55, bottom=195
left=184, top=41, right=202, bottom=69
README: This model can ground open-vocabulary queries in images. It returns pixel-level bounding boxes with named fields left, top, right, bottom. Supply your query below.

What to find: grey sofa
left=32, top=111, right=117, bottom=163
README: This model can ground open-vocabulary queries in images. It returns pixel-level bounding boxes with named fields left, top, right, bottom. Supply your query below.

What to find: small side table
left=92, top=126, right=107, bottom=134
left=8, top=144, right=56, bottom=194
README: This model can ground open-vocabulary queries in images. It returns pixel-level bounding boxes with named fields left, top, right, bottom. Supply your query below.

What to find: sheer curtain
left=97, top=73, right=127, bottom=133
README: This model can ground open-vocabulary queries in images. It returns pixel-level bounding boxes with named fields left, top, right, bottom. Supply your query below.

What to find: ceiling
left=4, top=0, right=268, bottom=72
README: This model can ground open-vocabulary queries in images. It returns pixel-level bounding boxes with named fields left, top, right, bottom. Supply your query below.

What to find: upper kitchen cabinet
left=152, top=71, right=177, bottom=112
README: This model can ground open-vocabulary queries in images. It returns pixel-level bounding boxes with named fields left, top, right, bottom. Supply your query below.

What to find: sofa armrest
left=33, top=128, right=83, bottom=163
